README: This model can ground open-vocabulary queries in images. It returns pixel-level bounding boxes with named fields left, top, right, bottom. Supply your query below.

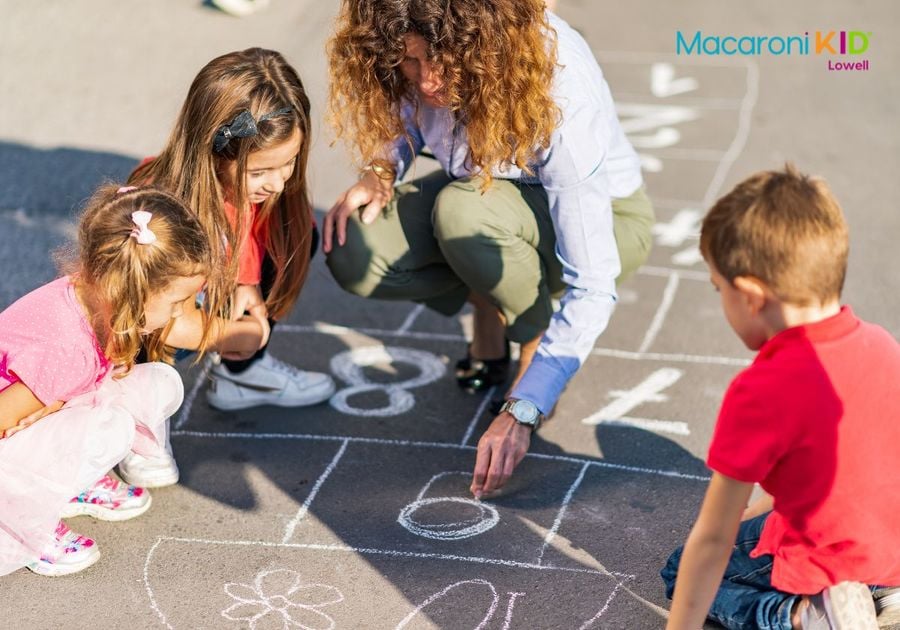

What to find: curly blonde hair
left=328, top=0, right=560, bottom=188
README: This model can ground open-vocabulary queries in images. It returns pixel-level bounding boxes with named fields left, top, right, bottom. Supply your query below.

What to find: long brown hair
left=70, top=184, right=212, bottom=370
left=328, top=0, right=560, bottom=188
left=130, top=48, right=314, bottom=320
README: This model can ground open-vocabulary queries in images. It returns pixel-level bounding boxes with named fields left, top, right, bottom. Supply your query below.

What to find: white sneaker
left=117, top=416, right=179, bottom=488
left=60, top=474, right=152, bottom=521
left=801, top=581, right=878, bottom=629
left=209, top=0, right=270, bottom=17
left=206, top=353, right=335, bottom=411
left=27, top=521, right=100, bottom=577
left=118, top=451, right=180, bottom=488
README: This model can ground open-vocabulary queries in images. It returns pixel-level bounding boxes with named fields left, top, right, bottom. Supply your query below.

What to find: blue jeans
left=661, top=513, right=798, bottom=629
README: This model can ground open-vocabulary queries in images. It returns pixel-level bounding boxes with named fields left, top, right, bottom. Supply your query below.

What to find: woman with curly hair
left=324, top=0, right=653, bottom=496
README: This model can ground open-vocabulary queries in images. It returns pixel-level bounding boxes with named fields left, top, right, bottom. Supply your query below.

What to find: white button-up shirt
left=386, top=12, right=643, bottom=413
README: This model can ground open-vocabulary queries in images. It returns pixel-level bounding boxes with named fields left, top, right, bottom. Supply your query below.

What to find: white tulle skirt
left=0, top=362, right=183, bottom=575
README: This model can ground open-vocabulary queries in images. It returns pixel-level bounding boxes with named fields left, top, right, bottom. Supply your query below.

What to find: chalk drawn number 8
left=329, top=346, right=445, bottom=417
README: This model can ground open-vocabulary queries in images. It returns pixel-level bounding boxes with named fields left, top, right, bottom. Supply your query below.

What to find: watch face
left=511, top=400, right=539, bottom=424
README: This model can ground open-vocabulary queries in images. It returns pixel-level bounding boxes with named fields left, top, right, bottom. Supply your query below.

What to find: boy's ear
left=732, top=276, right=769, bottom=314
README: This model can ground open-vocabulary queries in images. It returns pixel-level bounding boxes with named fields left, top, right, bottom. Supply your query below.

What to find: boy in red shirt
left=662, top=165, right=900, bottom=629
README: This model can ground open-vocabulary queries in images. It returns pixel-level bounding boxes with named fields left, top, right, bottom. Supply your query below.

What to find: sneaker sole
left=825, top=581, right=879, bottom=629
left=116, top=466, right=180, bottom=489
left=206, top=383, right=336, bottom=411
left=59, top=493, right=152, bottom=522
left=27, top=548, right=101, bottom=577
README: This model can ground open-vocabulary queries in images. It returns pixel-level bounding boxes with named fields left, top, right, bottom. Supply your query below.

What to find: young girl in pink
left=0, top=185, right=229, bottom=577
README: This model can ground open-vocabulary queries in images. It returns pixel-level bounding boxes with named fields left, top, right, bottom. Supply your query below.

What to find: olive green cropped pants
left=326, top=170, right=654, bottom=343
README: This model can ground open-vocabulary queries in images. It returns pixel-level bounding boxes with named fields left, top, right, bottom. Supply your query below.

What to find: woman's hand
left=322, top=170, right=395, bottom=253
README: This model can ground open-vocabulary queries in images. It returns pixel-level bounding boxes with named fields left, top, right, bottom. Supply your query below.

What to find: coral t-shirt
left=707, top=306, right=900, bottom=594
left=223, top=200, right=267, bottom=285
left=0, top=277, right=111, bottom=403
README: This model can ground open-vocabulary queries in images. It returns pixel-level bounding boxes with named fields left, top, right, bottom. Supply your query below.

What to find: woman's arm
left=666, top=473, right=754, bottom=629
left=0, top=381, right=62, bottom=437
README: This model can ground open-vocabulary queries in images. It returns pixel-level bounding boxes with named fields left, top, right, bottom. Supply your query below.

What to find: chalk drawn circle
left=330, top=384, right=415, bottom=417
left=329, top=346, right=446, bottom=417
left=397, top=497, right=499, bottom=540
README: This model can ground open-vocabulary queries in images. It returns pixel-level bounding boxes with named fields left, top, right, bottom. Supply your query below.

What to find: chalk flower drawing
left=221, top=568, right=344, bottom=630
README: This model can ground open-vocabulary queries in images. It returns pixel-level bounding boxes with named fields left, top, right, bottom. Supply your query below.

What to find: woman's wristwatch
left=499, top=398, right=543, bottom=431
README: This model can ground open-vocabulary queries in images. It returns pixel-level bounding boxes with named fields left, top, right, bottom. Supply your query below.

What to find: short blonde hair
left=700, top=164, right=849, bottom=305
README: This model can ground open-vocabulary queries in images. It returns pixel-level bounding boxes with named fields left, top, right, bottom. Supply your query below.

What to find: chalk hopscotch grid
left=143, top=536, right=635, bottom=630
left=172, top=429, right=709, bottom=483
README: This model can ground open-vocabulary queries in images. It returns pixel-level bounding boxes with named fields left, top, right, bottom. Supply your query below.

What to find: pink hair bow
left=130, top=210, right=157, bottom=245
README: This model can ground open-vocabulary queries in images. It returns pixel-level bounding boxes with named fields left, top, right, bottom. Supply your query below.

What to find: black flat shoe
left=455, top=340, right=511, bottom=392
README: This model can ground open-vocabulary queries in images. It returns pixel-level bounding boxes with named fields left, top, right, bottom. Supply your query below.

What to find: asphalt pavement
left=1, top=1, right=898, bottom=628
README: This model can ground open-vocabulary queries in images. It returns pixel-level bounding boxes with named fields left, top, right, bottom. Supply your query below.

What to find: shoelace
left=268, top=356, right=310, bottom=380
left=42, top=522, right=93, bottom=562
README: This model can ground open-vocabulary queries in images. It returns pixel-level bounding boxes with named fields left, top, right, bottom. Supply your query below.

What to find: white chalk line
left=171, top=429, right=710, bottom=481
left=502, top=592, right=525, bottom=630
left=609, top=94, right=743, bottom=110
left=144, top=535, right=634, bottom=579
left=329, top=346, right=446, bottom=417
left=278, top=322, right=465, bottom=342
left=702, top=59, right=759, bottom=209
left=537, top=461, right=590, bottom=566
left=638, top=271, right=680, bottom=353
left=397, top=579, right=499, bottom=630
left=281, top=439, right=349, bottom=544
left=396, top=304, right=426, bottom=334
left=174, top=358, right=211, bottom=430
left=460, top=386, right=497, bottom=446
left=585, top=368, right=684, bottom=424
left=643, top=147, right=727, bottom=161
left=399, top=497, right=500, bottom=540
left=400, top=472, right=500, bottom=540
left=417, top=470, right=471, bottom=501
left=578, top=580, right=628, bottom=630
left=649, top=197, right=703, bottom=210
left=587, top=415, right=689, bottom=436
left=143, top=537, right=174, bottom=630
left=638, top=265, right=707, bottom=281
left=592, top=347, right=751, bottom=367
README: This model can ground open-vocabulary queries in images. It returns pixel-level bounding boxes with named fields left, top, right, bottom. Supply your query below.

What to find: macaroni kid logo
left=676, top=30, right=872, bottom=71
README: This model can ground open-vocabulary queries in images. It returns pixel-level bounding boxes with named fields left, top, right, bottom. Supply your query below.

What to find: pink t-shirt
left=0, top=277, right=111, bottom=404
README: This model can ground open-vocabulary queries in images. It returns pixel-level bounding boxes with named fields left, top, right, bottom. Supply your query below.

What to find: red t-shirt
left=223, top=200, right=267, bottom=285
left=707, top=306, right=900, bottom=594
